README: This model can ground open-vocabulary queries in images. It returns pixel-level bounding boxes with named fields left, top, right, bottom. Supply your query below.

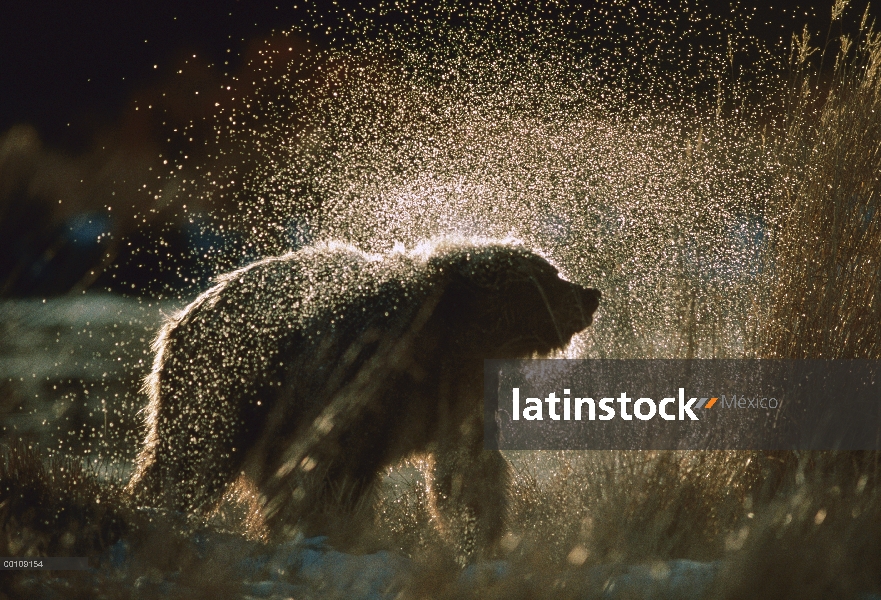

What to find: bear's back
left=152, top=244, right=432, bottom=411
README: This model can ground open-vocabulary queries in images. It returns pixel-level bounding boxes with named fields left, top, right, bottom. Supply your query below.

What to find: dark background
left=0, top=1, right=868, bottom=151
left=1, top=1, right=307, bottom=151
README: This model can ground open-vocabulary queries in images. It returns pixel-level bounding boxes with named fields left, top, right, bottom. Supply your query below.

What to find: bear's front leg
left=426, top=435, right=510, bottom=563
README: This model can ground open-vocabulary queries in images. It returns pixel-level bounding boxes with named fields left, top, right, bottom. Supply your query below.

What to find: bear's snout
left=556, top=282, right=600, bottom=331
left=578, top=286, right=601, bottom=326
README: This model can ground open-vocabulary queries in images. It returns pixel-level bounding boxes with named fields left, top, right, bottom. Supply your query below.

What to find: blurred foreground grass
left=2, top=444, right=881, bottom=599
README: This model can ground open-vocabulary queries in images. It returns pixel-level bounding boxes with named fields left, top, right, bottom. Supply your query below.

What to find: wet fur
left=126, top=239, right=600, bottom=556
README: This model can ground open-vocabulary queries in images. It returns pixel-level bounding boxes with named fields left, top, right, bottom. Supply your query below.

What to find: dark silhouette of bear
left=126, top=239, right=600, bottom=556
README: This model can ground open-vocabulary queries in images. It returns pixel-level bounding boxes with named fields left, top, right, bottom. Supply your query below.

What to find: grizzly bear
left=126, top=238, right=600, bottom=556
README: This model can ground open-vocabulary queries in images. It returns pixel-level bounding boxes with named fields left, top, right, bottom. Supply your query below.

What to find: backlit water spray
left=180, top=0, right=786, bottom=362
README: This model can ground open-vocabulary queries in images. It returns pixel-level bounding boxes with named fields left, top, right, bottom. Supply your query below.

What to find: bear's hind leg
left=127, top=410, right=246, bottom=520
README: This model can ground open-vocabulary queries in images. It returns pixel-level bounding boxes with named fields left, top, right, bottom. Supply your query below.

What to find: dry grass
left=387, top=451, right=881, bottom=599
left=2, top=443, right=881, bottom=598
left=711, top=455, right=881, bottom=600
left=0, top=443, right=259, bottom=599
left=757, top=8, right=881, bottom=360
left=0, top=441, right=128, bottom=560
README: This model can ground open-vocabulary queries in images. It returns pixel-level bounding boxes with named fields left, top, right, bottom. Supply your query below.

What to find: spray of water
left=159, top=0, right=794, bottom=366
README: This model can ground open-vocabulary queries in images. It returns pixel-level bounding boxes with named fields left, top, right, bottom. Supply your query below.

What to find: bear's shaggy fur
left=126, top=239, right=600, bottom=555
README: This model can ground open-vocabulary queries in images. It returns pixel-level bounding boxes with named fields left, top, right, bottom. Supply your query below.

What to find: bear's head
left=426, top=242, right=601, bottom=359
